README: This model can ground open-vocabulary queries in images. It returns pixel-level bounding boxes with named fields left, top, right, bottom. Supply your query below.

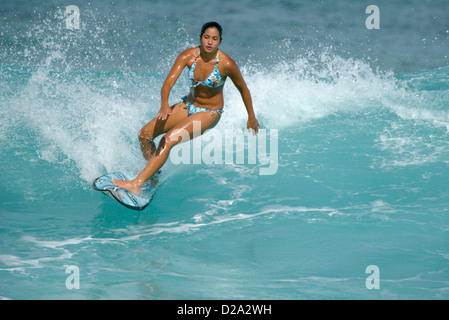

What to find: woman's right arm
left=158, top=50, right=191, bottom=120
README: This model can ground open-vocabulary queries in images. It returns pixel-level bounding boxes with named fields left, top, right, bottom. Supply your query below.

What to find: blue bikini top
left=188, top=48, right=225, bottom=88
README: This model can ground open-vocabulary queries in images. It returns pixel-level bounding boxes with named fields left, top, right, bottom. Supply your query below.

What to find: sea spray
left=2, top=51, right=444, bottom=185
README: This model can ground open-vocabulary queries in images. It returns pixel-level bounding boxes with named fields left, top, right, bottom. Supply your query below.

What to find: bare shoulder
left=177, top=47, right=199, bottom=64
left=218, top=50, right=239, bottom=74
left=182, top=47, right=200, bottom=57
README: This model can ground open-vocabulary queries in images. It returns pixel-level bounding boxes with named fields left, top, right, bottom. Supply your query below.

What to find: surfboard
left=92, top=171, right=160, bottom=211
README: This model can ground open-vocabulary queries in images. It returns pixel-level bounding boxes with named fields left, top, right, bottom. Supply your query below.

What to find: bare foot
left=111, top=178, right=142, bottom=196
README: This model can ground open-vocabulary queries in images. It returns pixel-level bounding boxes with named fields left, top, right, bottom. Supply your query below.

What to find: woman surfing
left=112, top=21, right=260, bottom=196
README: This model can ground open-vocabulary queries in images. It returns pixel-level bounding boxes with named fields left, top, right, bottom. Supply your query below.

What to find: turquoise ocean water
left=1, top=0, right=449, bottom=299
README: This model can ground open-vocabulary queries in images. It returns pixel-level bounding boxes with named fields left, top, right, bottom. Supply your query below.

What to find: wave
left=1, top=49, right=448, bottom=187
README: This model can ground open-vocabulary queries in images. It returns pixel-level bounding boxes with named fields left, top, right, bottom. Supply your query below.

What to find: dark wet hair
left=200, top=22, right=222, bottom=40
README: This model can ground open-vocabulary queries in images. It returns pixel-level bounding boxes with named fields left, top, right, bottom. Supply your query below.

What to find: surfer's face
left=200, top=27, right=221, bottom=53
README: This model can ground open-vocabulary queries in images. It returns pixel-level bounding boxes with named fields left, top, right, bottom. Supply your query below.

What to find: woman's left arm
left=226, top=58, right=260, bottom=135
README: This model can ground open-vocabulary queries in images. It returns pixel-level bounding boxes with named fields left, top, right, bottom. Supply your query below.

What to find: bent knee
left=162, top=135, right=181, bottom=148
left=138, top=127, right=153, bottom=141
left=155, top=134, right=182, bottom=156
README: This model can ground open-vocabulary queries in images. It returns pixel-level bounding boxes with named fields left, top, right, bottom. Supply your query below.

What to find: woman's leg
left=112, top=110, right=222, bottom=196
left=138, top=102, right=189, bottom=160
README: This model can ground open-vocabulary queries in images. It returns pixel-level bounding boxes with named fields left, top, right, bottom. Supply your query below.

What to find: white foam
left=219, top=51, right=398, bottom=131
left=4, top=47, right=445, bottom=184
left=7, top=65, right=151, bottom=182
